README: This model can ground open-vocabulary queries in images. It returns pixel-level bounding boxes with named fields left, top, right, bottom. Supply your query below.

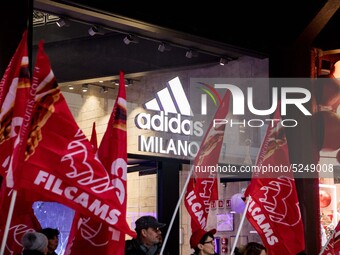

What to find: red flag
left=320, top=221, right=340, bottom=255
left=0, top=30, right=29, bottom=178
left=0, top=30, right=28, bottom=108
left=96, top=70, right=133, bottom=253
left=0, top=29, right=42, bottom=255
left=90, top=122, right=98, bottom=152
left=244, top=104, right=305, bottom=255
left=65, top=120, right=98, bottom=254
left=0, top=185, right=42, bottom=255
left=184, top=91, right=230, bottom=232
left=65, top=121, right=98, bottom=254
left=65, top=71, right=135, bottom=255
left=10, top=42, right=135, bottom=236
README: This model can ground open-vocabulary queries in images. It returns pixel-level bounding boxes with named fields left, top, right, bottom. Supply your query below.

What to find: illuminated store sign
left=135, top=77, right=202, bottom=157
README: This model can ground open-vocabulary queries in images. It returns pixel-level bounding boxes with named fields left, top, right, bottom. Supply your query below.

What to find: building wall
left=64, top=55, right=268, bottom=140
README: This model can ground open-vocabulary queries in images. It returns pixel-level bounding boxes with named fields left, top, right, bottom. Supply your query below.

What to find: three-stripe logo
left=144, top=77, right=193, bottom=116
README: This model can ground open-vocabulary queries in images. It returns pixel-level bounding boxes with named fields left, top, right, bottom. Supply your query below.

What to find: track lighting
left=82, top=84, right=88, bottom=92
left=56, top=18, right=70, bottom=28
left=113, top=79, right=134, bottom=86
left=88, top=26, right=104, bottom=36
left=123, top=34, right=139, bottom=45
left=185, top=49, right=198, bottom=59
left=44, top=14, right=237, bottom=66
left=100, top=86, right=108, bottom=93
left=219, top=57, right=226, bottom=66
left=125, top=79, right=133, bottom=86
left=185, top=50, right=193, bottom=58
left=158, top=42, right=171, bottom=52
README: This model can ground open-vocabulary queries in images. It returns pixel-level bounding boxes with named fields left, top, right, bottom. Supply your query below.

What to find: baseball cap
left=190, top=228, right=216, bottom=248
left=135, top=216, right=166, bottom=231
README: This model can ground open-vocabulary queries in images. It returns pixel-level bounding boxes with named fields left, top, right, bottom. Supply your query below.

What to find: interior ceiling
left=37, top=0, right=340, bottom=51
left=32, top=0, right=340, bottom=84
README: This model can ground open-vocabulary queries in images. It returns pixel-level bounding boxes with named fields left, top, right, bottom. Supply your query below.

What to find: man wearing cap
left=125, top=215, right=166, bottom=255
left=190, top=228, right=216, bottom=255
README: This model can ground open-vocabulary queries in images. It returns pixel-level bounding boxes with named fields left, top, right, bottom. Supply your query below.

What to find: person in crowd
left=189, top=228, right=217, bottom=255
left=125, top=215, right=166, bottom=255
left=21, top=231, right=48, bottom=255
left=233, top=246, right=245, bottom=255
left=40, top=228, right=60, bottom=255
left=243, top=242, right=267, bottom=255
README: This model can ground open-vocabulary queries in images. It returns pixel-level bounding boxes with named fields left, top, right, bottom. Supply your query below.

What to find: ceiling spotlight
left=185, top=50, right=192, bottom=59
left=158, top=42, right=171, bottom=52
left=219, top=57, right=226, bottom=66
left=82, top=84, right=88, bottom=92
left=88, top=26, right=104, bottom=36
left=68, top=85, right=74, bottom=90
left=100, top=86, right=108, bottom=93
left=123, top=34, right=139, bottom=45
left=185, top=49, right=198, bottom=59
left=125, top=79, right=134, bottom=86
left=56, top=18, right=70, bottom=28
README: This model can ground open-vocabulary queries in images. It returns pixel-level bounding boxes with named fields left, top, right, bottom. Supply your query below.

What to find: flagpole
left=319, top=229, right=335, bottom=255
left=0, top=189, right=17, bottom=255
left=230, top=195, right=251, bottom=255
left=159, top=165, right=195, bottom=255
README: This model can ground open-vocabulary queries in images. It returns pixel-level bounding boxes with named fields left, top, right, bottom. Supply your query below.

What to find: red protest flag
left=184, top=91, right=230, bottom=232
left=0, top=30, right=29, bottom=178
left=0, top=184, right=42, bottom=255
left=0, top=30, right=28, bottom=107
left=11, top=41, right=134, bottom=235
left=90, top=121, right=98, bottom=152
left=65, top=120, right=99, bottom=254
left=0, top=30, right=42, bottom=254
left=97, top=71, right=130, bottom=221
left=65, top=71, right=135, bottom=255
left=96, top=70, right=134, bottom=252
left=244, top=104, right=305, bottom=255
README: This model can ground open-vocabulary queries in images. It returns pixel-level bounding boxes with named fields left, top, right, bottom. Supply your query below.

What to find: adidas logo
left=144, top=77, right=193, bottom=116
left=134, top=76, right=204, bottom=157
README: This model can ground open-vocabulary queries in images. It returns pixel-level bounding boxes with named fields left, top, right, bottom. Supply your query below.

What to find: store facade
left=59, top=54, right=270, bottom=254
left=1, top=1, right=340, bottom=255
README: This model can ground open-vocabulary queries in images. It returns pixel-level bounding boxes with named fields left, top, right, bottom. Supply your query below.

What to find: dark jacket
left=125, top=239, right=162, bottom=255
left=22, top=250, right=45, bottom=255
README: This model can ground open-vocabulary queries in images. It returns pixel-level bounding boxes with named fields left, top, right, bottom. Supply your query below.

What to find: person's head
left=134, top=215, right=166, bottom=247
left=40, top=228, right=60, bottom=254
left=244, top=242, right=267, bottom=255
left=21, top=231, right=48, bottom=254
left=190, top=228, right=216, bottom=255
